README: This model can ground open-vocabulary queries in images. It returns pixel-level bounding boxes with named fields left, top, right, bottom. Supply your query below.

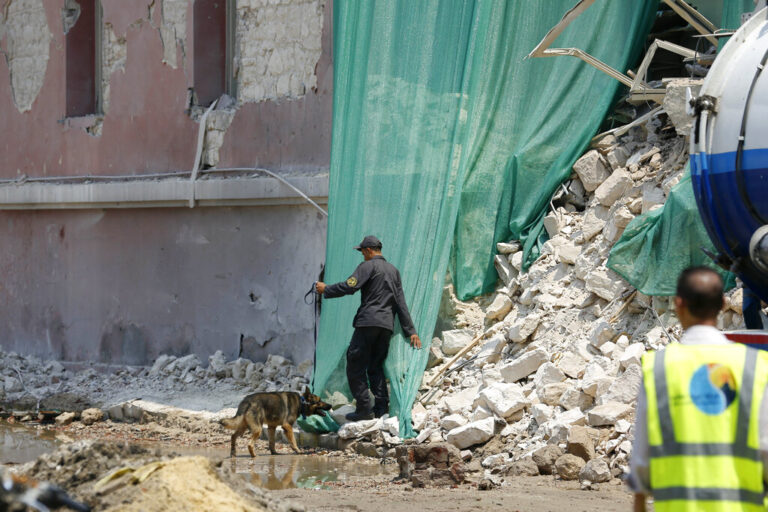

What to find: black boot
left=345, top=408, right=374, bottom=422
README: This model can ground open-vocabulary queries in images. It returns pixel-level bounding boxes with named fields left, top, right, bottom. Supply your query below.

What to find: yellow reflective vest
left=643, top=343, right=768, bottom=512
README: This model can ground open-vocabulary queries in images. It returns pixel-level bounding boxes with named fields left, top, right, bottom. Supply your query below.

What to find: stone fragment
left=441, top=414, right=468, bottom=431
left=460, top=449, right=472, bottom=461
left=615, top=419, right=631, bottom=434
left=531, top=403, right=554, bottom=425
left=642, top=183, right=665, bottom=213
left=497, top=241, right=521, bottom=255
left=510, top=458, right=539, bottom=476
left=445, top=417, right=495, bottom=449
left=557, top=242, right=581, bottom=265
left=603, top=206, right=635, bottom=243
left=4, top=377, right=22, bottom=393
left=599, top=341, right=617, bottom=358
left=330, top=404, right=356, bottom=426
left=590, top=321, right=616, bottom=348
left=579, top=458, right=612, bottom=483
left=543, top=212, right=564, bottom=238
left=469, top=405, right=494, bottom=422
left=533, top=363, right=566, bottom=389
left=499, top=349, right=549, bottom=382
left=538, top=382, right=569, bottom=407
left=486, top=293, right=513, bottom=321
left=558, top=352, right=586, bottom=379
left=556, top=408, right=586, bottom=426
left=149, top=354, right=175, bottom=376
left=443, top=386, right=479, bottom=414
left=555, top=454, right=586, bottom=480
left=507, top=314, right=541, bottom=343
left=442, top=329, right=474, bottom=356
left=478, top=382, right=528, bottom=418
left=594, top=169, right=633, bottom=207
left=559, top=386, right=593, bottom=411
left=600, top=364, right=642, bottom=405
left=476, top=334, right=507, bottom=366
left=482, top=453, right=510, bottom=469
left=567, top=425, right=596, bottom=461
left=581, top=362, right=607, bottom=396
left=620, top=343, right=646, bottom=369
left=55, top=412, right=76, bottom=426
left=663, top=78, right=703, bottom=136
left=573, top=150, right=610, bottom=192
left=581, top=206, right=610, bottom=242
left=532, top=445, right=564, bottom=475
left=585, top=268, right=626, bottom=301
left=338, top=418, right=381, bottom=439
left=587, top=402, right=632, bottom=427
left=606, top=146, right=629, bottom=169
left=494, top=254, right=517, bottom=288
left=80, top=408, right=104, bottom=426
left=427, top=345, right=444, bottom=370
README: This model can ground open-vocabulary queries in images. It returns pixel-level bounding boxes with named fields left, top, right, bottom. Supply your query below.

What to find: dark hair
left=676, top=266, right=724, bottom=319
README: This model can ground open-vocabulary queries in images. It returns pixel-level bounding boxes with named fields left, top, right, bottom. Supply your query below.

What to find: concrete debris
left=406, top=114, right=752, bottom=484
left=555, top=454, right=586, bottom=480
left=441, top=329, right=475, bottom=356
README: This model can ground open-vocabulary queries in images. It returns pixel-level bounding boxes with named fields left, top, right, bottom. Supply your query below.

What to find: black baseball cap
left=354, top=235, right=382, bottom=251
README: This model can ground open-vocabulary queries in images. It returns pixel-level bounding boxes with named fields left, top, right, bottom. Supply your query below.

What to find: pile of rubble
left=324, top=106, right=745, bottom=486
left=0, top=348, right=313, bottom=416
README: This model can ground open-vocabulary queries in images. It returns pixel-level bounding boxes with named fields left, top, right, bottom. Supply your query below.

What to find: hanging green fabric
left=310, top=0, right=657, bottom=438
left=607, top=168, right=735, bottom=296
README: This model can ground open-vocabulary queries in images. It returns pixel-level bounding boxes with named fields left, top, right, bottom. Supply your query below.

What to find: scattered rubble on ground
left=8, top=440, right=303, bottom=512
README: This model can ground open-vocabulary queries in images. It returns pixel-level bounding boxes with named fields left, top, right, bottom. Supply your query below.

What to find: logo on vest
left=689, top=363, right=737, bottom=415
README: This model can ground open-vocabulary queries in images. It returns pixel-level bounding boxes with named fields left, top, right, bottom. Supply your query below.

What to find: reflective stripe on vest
left=644, top=344, right=767, bottom=512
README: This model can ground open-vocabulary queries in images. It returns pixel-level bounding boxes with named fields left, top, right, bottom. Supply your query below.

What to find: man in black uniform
left=316, top=235, right=421, bottom=421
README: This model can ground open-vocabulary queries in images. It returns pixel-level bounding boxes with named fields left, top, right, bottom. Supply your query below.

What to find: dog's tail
left=219, top=415, right=243, bottom=430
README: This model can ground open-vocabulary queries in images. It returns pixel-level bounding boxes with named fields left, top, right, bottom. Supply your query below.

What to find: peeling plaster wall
left=2, top=0, right=52, bottom=113
left=0, top=205, right=327, bottom=365
left=101, top=22, right=127, bottom=114
left=156, top=0, right=187, bottom=70
left=236, top=0, right=323, bottom=102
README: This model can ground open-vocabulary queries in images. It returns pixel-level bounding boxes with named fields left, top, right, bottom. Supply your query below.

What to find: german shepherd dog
left=220, top=387, right=332, bottom=456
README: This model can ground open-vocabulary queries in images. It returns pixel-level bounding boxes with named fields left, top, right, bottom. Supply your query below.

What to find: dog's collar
left=299, top=396, right=308, bottom=420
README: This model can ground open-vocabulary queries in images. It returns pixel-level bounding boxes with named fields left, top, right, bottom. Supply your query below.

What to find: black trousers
left=346, top=326, right=392, bottom=413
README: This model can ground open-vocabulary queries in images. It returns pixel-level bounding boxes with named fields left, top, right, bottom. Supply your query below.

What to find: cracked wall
left=2, top=0, right=52, bottom=112
left=236, top=0, right=323, bottom=102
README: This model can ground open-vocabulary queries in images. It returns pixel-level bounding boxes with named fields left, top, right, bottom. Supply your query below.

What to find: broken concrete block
left=595, top=169, right=633, bottom=207
left=150, top=354, right=175, bottom=376
left=499, top=348, right=549, bottom=382
left=559, top=386, right=593, bottom=411
left=509, top=251, right=524, bottom=272
left=543, top=212, right=564, bottom=238
left=531, top=403, right=554, bottom=425
left=497, top=241, right=521, bottom=254
left=592, top=134, right=617, bottom=152
left=486, top=293, right=513, bottom=322
left=620, top=343, right=646, bottom=369
left=494, top=254, right=517, bottom=288
left=532, top=445, right=564, bottom=475
left=80, top=408, right=104, bottom=426
left=445, top=417, right=495, bottom=449
left=442, top=329, right=474, bottom=356
left=615, top=419, right=631, bottom=434
left=533, top=362, right=566, bottom=389
left=427, top=345, right=444, bottom=370
left=555, top=454, right=586, bottom=480
left=443, top=386, right=479, bottom=414
left=579, top=458, right=611, bottom=483
left=581, top=362, right=607, bottom=397
left=573, top=150, right=611, bottom=192
left=557, top=242, right=581, bottom=265
left=478, top=382, right=528, bottom=418
left=507, top=314, right=541, bottom=343
left=537, top=382, right=569, bottom=406
left=603, top=206, right=635, bottom=243
left=558, top=352, right=586, bottom=379
left=585, top=268, right=626, bottom=301
left=55, top=412, right=76, bottom=426
left=511, top=458, right=540, bottom=476
left=600, top=364, right=642, bottom=405
left=663, top=78, right=703, bottom=136
left=567, top=425, right=596, bottom=461
left=587, top=402, right=632, bottom=427
left=338, top=418, right=381, bottom=439
left=590, top=321, right=616, bottom=348
left=469, top=405, right=494, bottom=422
left=606, top=146, right=629, bottom=169
left=599, top=341, right=617, bottom=358
left=556, top=408, right=586, bottom=427
left=581, top=206, right=611, bottom=242
left=475, top=334, right=507, bottom=366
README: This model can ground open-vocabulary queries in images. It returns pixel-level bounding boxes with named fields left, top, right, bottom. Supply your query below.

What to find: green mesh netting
left=305, top=0, right=656, bottom=438
left=607, top=168, right=736, bottom=295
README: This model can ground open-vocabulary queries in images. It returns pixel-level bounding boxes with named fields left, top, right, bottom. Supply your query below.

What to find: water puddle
left=230, top=455, right=394, bottom=490
left=0, top=421, right=61, bottom=465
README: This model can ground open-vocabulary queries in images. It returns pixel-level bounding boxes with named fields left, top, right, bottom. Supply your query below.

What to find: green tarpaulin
left=607, top=169, right=735, bottom=295
left=308, top=0, right=657, bottom=438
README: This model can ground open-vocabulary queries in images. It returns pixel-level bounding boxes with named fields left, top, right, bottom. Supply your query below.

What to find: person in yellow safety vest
left=628, top=266, right=768, bottom=511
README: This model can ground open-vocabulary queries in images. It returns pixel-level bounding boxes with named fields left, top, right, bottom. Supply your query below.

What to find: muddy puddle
left=0, top=421, right=395, bottom=491
left=0, top=421, right=61, bottom=464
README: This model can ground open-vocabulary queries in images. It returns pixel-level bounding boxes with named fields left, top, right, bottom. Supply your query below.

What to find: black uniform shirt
left=323, top=255, right=417, bottom=337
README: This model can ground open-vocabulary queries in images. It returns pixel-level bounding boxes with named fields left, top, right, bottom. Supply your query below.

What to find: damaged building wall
left=0, top=0, right=333, bottom=365
left=0, top=205, right=326, bottom=366
left=0, top=0, right=331, bottom=175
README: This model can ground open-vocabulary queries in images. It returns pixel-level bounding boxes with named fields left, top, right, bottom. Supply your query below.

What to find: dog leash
left=304, top=264, right=324, bottom=392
